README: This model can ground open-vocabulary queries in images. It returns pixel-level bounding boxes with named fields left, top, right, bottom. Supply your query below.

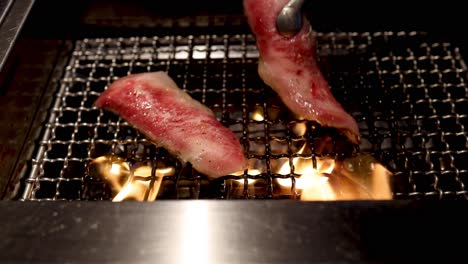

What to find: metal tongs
left=276, top=0, right=306, bottom=37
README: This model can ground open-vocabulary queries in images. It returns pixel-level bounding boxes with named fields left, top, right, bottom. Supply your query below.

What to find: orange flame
left=275, top=143, right=393, bottom=201
left=89, top=156, right=130, bottom=192
left=90, top=156, right=174, bottom=202
left=225, top=168, right=262, bottom=198
left=275, top=143, right=337, bottom=200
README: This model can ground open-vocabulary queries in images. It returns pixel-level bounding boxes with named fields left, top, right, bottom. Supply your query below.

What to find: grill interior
left=20, top=31, right=468, bottom=201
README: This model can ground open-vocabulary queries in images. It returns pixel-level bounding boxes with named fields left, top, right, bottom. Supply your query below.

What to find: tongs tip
left=276, top=0, right=305, bottom=37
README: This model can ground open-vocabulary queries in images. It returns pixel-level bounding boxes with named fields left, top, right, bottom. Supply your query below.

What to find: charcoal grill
left=0, top=0, right=465, bottom=201
left=12, top=30, right=467, bottom=201
left=2, top=1, right=468, bottom=263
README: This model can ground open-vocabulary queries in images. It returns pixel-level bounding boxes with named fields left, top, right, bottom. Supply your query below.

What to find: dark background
left=22, top=0, right=468, bottom=38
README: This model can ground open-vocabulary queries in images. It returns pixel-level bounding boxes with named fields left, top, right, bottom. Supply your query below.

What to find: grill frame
left=18, top=31, right=468, bottom=201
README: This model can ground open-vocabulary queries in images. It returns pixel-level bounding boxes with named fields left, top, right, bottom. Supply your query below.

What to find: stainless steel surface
left=0, top=0, right=35, bottom=72
left=0, top=38, right=70, bottom=199
left=276, top=0, right=305, bottom=37
left=1, top=200, right=468, bottom=263
left=20, top=31, right=468, bottom=201
left=0, top=0, right=14, bottom=25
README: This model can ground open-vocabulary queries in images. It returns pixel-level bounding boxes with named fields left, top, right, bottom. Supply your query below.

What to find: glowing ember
left=251, top=107, right=264, bottom=121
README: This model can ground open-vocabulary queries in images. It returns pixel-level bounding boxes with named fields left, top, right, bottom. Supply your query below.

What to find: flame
left=112, top=165, right=174, bottom=202
left=231, top=169, right=261, bottom=177
left=274, top=143, right=393, bottom=201
left=110, top=163, right=123, bottom=175
left=225, top=168, right=262, bottom=198
left=90, top=156, right=174, bottom=202
left=112, top=183, right=137, bottom=202
left=292, top=122, right=307, bottom=136
left=234, top=169, right=260, bottom=188
left=89, top=156, right=130, bottom=192
left=371, top=163, right=392, bottom=199
left=235, top=178, right=257, bottom=184
left=156, top=167, right=175, bottom=176
left=275, top=143, right=336, bottom=200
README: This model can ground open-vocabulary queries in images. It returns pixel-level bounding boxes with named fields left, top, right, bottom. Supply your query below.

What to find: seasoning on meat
left=95, top=72, right=247, bottom=178
left=243, top=0, right=360, bottom=144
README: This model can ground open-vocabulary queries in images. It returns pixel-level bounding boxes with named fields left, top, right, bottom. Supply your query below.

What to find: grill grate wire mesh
left=20, top=31, right=468, bottom=201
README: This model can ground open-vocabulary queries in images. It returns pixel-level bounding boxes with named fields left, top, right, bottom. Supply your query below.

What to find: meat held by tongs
left=244, top=0, right=360, bottom=144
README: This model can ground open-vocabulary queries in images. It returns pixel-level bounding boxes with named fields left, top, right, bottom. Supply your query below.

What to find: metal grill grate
left=20, top=31, right=468, bottom=201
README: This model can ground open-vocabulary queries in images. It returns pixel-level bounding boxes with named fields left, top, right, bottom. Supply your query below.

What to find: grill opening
left=19, top=31, right=468, bottom=201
